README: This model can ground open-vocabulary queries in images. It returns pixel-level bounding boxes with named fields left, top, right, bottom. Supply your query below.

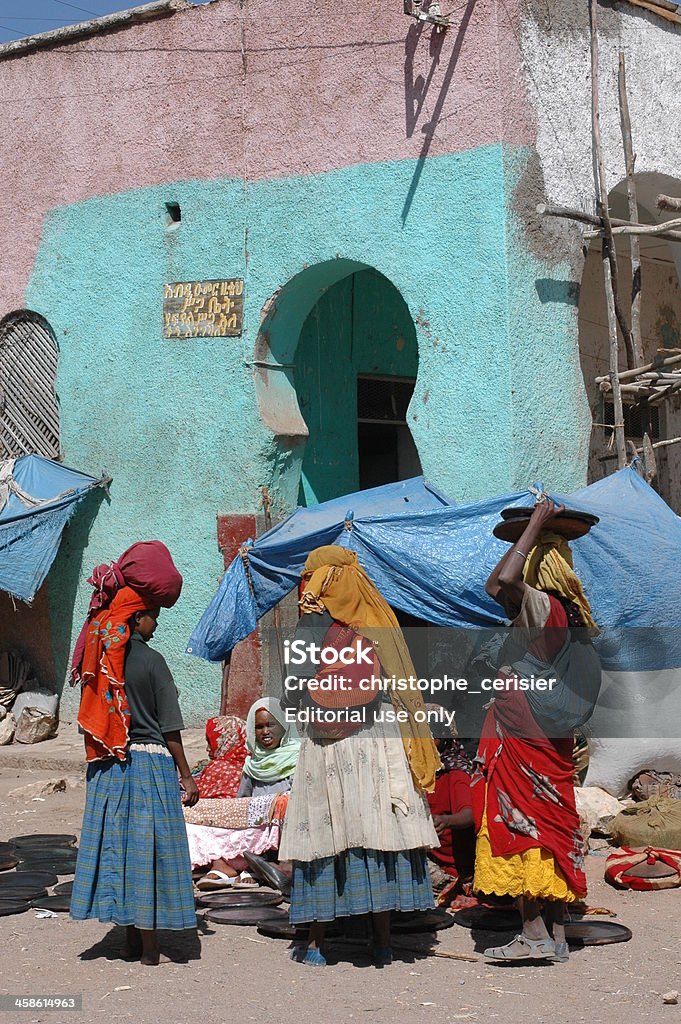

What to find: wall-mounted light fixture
left=403, top=0, right=450, bottom=29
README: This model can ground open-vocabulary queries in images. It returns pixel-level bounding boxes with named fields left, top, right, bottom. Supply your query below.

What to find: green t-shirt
left=124, top=633, right=185, bottom=745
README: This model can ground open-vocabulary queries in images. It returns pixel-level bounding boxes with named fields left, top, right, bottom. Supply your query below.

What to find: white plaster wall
left=579, top=237, right=681, bottom=510
left=520, top=2, right=681, bottom=220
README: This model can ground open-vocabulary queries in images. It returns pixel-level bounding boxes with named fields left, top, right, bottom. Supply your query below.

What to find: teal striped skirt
left=290, top=848, right=433, bottom=925
left=70, top=747, right=196, bottom=931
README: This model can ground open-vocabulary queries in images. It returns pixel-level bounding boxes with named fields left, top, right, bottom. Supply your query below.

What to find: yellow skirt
left=474, top=808, right=579, bottom=903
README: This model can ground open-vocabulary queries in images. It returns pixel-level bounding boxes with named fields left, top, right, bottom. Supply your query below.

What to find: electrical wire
left=49, top=0, right=99, bottom=14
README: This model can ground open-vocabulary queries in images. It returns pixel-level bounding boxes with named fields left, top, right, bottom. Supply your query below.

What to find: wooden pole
left=618, top=51, right=643, bottom=368
left=537, top=202, right=681, bottom=244
left=260, top=486, right=286, bottom=682
left=590, top=0, right=627, bottom=467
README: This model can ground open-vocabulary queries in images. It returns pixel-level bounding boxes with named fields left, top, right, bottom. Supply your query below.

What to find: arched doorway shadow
left=578, top=172, right=681, bottom=512
left=254, top=260, right=422, bottom=507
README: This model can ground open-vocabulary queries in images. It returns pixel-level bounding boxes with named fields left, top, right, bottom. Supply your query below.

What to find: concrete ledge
left=0, top=0, right=192, bottom=62
left=0, top=724, right=207, bottom=773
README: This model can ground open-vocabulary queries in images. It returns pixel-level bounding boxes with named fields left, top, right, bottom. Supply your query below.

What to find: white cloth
left=185, top=822, right=282, bottom=869
left=0, top=458, right=52, bottom=513
left=279, top=713, right=439, bottom=863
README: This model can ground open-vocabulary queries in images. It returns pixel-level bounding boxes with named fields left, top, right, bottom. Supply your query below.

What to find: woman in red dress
left=472, top=499, right=599, bottom=963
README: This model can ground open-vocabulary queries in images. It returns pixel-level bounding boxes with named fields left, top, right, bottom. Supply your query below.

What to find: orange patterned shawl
left=77, top=586, right=149, bottom=762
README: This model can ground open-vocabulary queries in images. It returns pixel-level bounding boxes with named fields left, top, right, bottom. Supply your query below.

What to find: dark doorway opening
left=357, top=375, right=422, bottom=490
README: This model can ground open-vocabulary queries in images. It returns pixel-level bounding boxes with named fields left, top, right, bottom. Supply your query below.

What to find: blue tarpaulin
left=0, top=455, right=105, bottom=603
left=187, top=468, right=681, bottom=673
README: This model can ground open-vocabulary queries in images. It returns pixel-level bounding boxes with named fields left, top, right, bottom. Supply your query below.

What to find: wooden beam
left=648, top=376, right=681, bottom=405
left=537, top=203, right=681, bottom=245
left=590, top=0, right=627, bottom=466
left=595, top=351, right=681, bottom=384
left=587, top=217, right=681, bottom=237
left=639, top=435, right=681, bottom=451
left=622, top=0, right=681, bottom=26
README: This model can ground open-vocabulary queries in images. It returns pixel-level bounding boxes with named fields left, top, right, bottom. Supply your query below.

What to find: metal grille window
left=603, top=398, right=660, bottom=440
left=357, top=375, right=416, bottom=424
left=0, top=311, right=61, bottom=460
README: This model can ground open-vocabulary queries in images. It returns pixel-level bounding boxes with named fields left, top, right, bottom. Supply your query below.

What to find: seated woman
left=425, top=711, right=475, bottom=900
left=187, top=697, right=300, bottom=889
left=194, top=715, right=248, bottom=800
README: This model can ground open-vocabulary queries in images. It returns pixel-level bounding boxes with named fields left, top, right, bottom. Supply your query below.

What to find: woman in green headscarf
left=238, top=697, right=301, bottom=794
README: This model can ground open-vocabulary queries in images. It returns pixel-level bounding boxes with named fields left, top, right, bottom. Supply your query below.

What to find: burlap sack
left=609, top=797, right=681, bottom=851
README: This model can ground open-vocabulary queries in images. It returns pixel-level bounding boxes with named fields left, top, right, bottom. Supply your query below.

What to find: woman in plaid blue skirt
left=70, top=543, right=199, bottom=966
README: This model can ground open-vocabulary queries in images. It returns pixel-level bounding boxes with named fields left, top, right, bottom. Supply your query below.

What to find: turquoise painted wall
left=24, top=144, right=587, bottom=721
left=501, top=146, right=592, bottom=491
left=295, top=269, right=418, bottom=505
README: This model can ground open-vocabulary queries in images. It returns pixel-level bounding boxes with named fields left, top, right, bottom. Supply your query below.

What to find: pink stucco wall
left=0, top=0, right=533, bottom=310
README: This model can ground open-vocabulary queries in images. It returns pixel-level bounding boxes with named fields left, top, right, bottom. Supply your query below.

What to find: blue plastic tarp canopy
left=0, top=454, right=105, bottom=603
left=187, top=467, right=681, bottom=673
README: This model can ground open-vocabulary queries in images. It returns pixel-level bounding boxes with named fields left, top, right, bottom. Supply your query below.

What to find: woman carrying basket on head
left=473, top=499, right=600, bottom=964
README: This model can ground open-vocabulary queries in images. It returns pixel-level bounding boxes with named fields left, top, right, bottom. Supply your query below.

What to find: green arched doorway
left=255, top=261, right=421, bottom=507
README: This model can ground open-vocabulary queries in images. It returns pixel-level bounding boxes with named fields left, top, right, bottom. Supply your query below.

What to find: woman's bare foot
left=211, top=858, right=238, bottom=877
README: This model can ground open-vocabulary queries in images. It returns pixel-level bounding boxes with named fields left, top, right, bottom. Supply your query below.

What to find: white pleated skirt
left=279, top=712, right=438, bottom=863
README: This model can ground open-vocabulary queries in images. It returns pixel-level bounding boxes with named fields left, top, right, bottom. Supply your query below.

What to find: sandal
left=235, top=871, right=258, bottom=887
left=196, top=870, right=237, bottom=891
left=551, top=941, right=569, bottom=963
left=290, top=946, right=327, bottom=967
left=484, top=933, right=556, bottom=960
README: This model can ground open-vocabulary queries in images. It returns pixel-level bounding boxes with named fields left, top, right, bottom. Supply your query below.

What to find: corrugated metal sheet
left=0, top=312, right=60, bottom=460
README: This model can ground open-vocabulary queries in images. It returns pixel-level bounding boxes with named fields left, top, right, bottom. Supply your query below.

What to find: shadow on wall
left=402, top=0, right=478, bottom=223
left=47, top=486, right=110, bottom=697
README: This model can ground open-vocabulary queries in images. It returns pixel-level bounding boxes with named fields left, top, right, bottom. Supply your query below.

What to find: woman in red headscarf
left=70, top=542, right=199, bottom=966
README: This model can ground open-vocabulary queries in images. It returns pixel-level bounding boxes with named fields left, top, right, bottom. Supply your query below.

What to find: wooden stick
left=586, top=218, right=681, bottom=237
left=618, top=52, right=644, bottom=370
left=537, top=203, right=681, bottom=244
left=622, top=0, right=681, bottom=25
left=648, top=376, right=681, bottom=405
left=261, top=485, right=286, bottom=680
left=658, top=194, right=681, bottom=212
left=621, top=371, right=681, bottom=381
left=595, top=350, right=681, bottom=384
left=590, top=0, right=627, bottom=465
left=637, top=435, right=681, bottom=451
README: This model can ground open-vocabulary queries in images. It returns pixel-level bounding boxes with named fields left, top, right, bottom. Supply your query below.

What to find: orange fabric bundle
left=77, top=586, right=149, bottom=762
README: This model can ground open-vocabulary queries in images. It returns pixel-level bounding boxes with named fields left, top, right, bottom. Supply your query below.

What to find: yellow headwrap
left=300, top=545, right=441, bottom=793
left=522, top=531, right=599, bottom=635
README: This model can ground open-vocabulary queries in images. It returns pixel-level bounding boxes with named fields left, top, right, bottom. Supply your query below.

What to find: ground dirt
left=0, top=739, right=680, bottom=1024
